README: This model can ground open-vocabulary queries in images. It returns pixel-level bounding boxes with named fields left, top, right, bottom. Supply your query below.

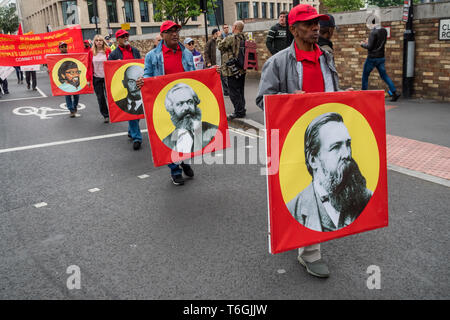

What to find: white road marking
left=277, top=269, right=286, bottom=274
left=36, top=87, right=47, bottom=98
left=138, top=174, right=150, bottom=179
left=88, top=188, right=101, bottom=193
left=33, top=202, right=48, bottom=208
left=0, top=96, right=46, bottom=103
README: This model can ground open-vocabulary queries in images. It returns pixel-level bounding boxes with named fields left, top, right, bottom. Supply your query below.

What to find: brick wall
left=130, top=2, right=450, bottom=101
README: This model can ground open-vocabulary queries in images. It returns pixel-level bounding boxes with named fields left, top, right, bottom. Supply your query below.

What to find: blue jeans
left=128, top=119, right=142, bottom=142
left=65, top=95, right=79, bottom=112
left=168, top=162, right=190, bottom=176
left=361, top=57, right=397, bottom=94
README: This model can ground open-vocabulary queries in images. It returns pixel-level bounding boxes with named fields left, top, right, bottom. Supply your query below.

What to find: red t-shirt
left=119, top=45, right=134, bottom=60
left=162, top=43, right=184, bottom=75
left=295, top=43, right=325, bottom=93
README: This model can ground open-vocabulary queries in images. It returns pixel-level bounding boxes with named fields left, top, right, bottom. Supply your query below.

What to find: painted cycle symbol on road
left=13, top=103, right=87, bottom=119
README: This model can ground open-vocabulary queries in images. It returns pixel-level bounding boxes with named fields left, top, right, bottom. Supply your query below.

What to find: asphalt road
left=0, top=71, right=449, bottom=300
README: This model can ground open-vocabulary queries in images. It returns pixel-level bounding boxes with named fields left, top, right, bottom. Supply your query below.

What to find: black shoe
left=390, top=92, right=400, bottom=102
left=133, top=141, right=142, bottom=150
left=32, top=88, right=37, bottom=91
left=104, top=117, right=109, bottom=123
left=227, top=113, right=246, bottom=120
left=171, top=174, right=185, bottom=185
left=27, top=84, right=30, bottom=90
left=181, top=163, right=194, bottom=178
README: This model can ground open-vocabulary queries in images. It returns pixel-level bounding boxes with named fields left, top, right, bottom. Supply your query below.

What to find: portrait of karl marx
left=286, top=112, right=373, bottom=232
left=162, top=83, right=218, bottom=153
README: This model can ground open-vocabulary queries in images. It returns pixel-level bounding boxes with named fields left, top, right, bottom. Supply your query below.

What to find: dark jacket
left=204, top=37, right=217, bottom=66
left=108, top=46, right=141, bottom=61
left=217, top=32, right=247, bottom=77
left=361, top=27, right=387, bottom=59
left=266, top=23, right=289, bottom=55
left=318, top=36, right=334, bottom=54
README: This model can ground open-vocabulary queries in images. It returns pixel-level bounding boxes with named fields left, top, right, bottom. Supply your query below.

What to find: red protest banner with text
left=46, top=53, right=94, bottom=96
left=0, top=26, right=84, bottom=66
left=265, top=91, right=388, bottom=254
left=103, top=59, right=146, bottom=123
left=141, top=68, right=230, bottom=167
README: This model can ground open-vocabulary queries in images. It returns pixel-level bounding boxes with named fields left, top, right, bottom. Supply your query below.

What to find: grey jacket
left=256, top=42, right=340, bottom=109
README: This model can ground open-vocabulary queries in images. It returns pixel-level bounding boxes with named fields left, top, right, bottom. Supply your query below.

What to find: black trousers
left=227, top=73, right=246, bottom=116
left=93, top=76, right=109, bottom=118
left=25, top=71, right=36, bottom=89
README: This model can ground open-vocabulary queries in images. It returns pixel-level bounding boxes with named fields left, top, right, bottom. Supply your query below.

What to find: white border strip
left=387, top=164, right=450, bottom=187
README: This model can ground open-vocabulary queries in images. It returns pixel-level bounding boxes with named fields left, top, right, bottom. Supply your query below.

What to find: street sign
left=121, top=23, right=130, bottom=30
left=439, top=18, right=450, bottom=40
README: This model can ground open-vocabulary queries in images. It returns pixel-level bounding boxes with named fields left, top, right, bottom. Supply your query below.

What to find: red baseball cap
left=288, top=4, right=330, bottom=25
left=160, top=20, right=181, bottom=33
left=115, top=29, right=129, bottom=39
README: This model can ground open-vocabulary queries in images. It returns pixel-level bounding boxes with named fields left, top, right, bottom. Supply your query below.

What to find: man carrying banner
left=58, top=41, right=80, bottom=118
left=256, top=4, right=342, bottom=278
left=108, top=29, right=143, bottom=151
left=137, top=20, right=196, bottom=186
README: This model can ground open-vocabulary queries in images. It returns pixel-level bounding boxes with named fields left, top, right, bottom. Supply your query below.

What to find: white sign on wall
left=439, top=18, right=450, bottom=41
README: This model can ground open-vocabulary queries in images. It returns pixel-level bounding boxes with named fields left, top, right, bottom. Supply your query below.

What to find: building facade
left=18, top=0, right=321, bottom=39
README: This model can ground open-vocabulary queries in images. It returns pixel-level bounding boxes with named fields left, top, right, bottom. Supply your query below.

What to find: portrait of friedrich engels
left=286, top=112, right=373, bottom=232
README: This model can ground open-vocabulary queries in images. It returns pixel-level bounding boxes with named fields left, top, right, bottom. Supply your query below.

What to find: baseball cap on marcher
left=288, top=4, right=330, bottom=25
left=183, top=37, right=194, bottom=45
left=320, top=14, right=336, bottom=28
left=115, top=29, right=129, bottom=39
left=160, top=20, right=181, bottom=33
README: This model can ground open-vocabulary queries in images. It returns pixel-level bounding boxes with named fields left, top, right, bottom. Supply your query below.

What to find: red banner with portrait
left=46, top=53, right=94, bottom=96
left=0, top=26, right=84, bottom=66
left=103, top=59, right=146, bottom=123
left=141, top=68, right=230, bottom=167
left=265, top=91, right=388, bottom=254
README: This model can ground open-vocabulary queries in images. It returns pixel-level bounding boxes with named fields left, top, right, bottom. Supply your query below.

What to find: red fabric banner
left=141, top=68, right=230, bottom=167
left=46, top=53, right=94, bottom=96
left=265, top=91, right=388, bottom=254
left=0, top=26, right=84, bottom=66
left=103, top=59, right=146, bottom=123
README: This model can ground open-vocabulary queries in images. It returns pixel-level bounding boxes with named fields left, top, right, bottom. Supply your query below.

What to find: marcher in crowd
left=108, top=29, right=143, bottom=151
left=257, top=4, right=345, bottom=278
left=153, top=35, right=162, bottom=49
left=221, top=24, right=232, bottom=39
left=184, top=37, right=204, bottom=70
left=205, top=28, right=228, bottom=96
left=218, top=20, right=247, bottom=119
left=361, top=21, right=400, bottom=101
left=83, top=40, right=93, bottom=89
left=266, top=11, right=289, bottom=55
left=318, top=14, right=336, bottom=55
left=14, top=66, right=23, bottom=84
left=137, top=20, right=196, bottom=186
left=59, top=41, right=80, bottom=118
left=105, top=36, right=116, bottom=51
left=25, top=69, right=37, bottom=91
left=91, top=34, right=111, bottom=123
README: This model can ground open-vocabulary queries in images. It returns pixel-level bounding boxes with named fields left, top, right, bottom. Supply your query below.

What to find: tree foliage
left=0, top=6, right=19, bottom=34
left=146, top=0, right=217, bottom=26
left=322, top=0, right=364, bottom=13
left=368, top=0, right=419, bottom=7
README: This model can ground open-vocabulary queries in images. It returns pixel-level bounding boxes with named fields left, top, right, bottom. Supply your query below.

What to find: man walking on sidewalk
left=266, top=11, right=289, bottom=55
left=256, top=4, right=342, bottom=278
left=361, top=22, right=400, bottom=101
left=108, top=29, right=143, bottom=151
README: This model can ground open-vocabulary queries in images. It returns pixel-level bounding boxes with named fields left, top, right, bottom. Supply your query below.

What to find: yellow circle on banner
left=153, top=78, right=220, bottom=141
left=111, top=62, right=145, bottom=102
left=280, top=103, right=380, bottom=204
left=52, top=58, right=87, bottom=89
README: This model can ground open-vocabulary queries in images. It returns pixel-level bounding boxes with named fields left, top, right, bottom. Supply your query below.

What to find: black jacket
left=266, top=23, right=289, bottom=55
left=108, top=46, right=141, bottom=60
left=361, top=27, right=387, bottom=59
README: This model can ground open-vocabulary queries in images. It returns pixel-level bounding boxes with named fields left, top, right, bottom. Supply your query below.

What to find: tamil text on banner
left=141, top=68, right=230, bottom=167
left=0, top=26, right=84, bottom=66
left=46, top=53, right=94, bottom=96
left=265, top=91, right=388, bottom=254
left=103, top=59, right=146, bottom=123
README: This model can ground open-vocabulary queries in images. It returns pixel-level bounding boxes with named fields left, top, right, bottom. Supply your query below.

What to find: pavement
left=0, top=71, right=449, bottom=300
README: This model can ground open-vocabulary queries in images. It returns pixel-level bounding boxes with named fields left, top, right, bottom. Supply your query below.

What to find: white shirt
left=174, top=121, right=202, bottom=153
left=313, top=179, right=341, bottom=228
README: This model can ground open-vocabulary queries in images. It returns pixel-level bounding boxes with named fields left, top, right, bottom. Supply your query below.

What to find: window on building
left=123, top=0, right=135, bottom=22
left=152, top=5, right=161, bottom=22
left=236, top=2, right=249, bottom=20
left=87, top=0, right=98, bottom=25
left=106, top=0, right=118, bottom=23
left=62, top=1, right=79, bottom=25
left=283, top=3, right=286, bottom=11
left=277, top=3, right=280, bottom=17
left=253, top=2, right=259, bottom=18
left=139, top=0, right=149, bottom=22
left=261, top=2, right=267, bottom=19
left=269, top=3, right=274, bottom=19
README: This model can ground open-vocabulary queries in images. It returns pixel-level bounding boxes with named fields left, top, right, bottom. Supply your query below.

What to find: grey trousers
left=298, top=244, right=321, bottom=263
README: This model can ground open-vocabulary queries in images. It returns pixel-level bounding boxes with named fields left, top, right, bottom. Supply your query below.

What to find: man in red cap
left=108, top=29, right=143, bottom=151
left=256, top=4, right=345, bottom=278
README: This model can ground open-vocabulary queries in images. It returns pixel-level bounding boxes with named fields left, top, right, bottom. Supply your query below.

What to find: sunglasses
left=187, top=42, right=194, bottom=46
